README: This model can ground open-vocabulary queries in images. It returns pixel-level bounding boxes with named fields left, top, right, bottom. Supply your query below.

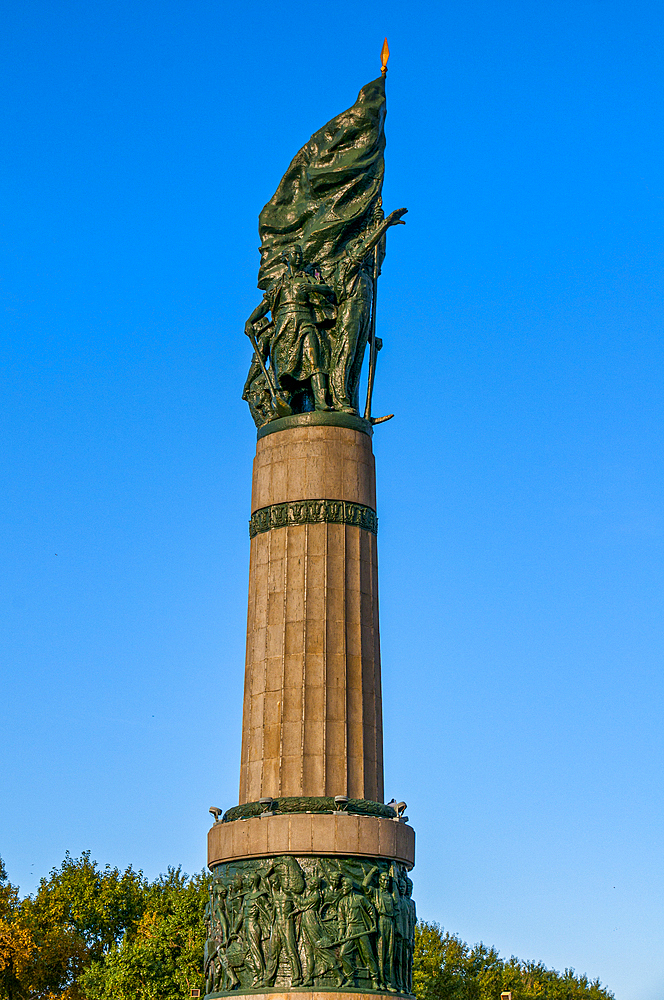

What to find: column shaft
left=239, top=423, right=384, bottom=803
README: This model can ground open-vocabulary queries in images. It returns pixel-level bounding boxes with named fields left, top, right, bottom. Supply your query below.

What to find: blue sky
left=2, top=2, right=663, bottom=998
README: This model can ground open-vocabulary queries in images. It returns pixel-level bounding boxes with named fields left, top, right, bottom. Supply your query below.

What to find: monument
left=205, top=43, right=416, bottom=1000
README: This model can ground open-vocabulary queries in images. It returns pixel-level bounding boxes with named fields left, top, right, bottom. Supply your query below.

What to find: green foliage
left=1, top=856, right=615, bottom=1000
left=413, top=921, right=614, bottom=1000
left=0, top=857, right=35, bottom=1000
left=80, top=866, right=209, bottom=1000
left=1, top=851, right=146, bottom=1000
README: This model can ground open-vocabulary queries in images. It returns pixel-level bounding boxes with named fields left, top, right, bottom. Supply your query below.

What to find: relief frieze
left=249, top=500, right=378, bottom=539
left=205, top=855, right=415, bottom=998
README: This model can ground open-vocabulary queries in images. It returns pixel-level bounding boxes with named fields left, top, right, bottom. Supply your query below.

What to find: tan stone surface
left=208, top=814, right=415, bottom=869
left=223, top=993, right=395, bottom=1000
left=239, top=425, right=384, bottom=804
left=251, top=425, right=376, bottom=512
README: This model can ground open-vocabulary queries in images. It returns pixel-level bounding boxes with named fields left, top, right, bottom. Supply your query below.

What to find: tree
left=1, top=852, right=146, bottom=1000
left=413, top=921, right=614, bottom=1000
left=0, top=857, right=35, bottom=1000
left=80, top=866, right=209, bottom=1000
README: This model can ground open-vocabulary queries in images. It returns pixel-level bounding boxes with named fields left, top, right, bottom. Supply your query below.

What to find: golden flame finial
left=381, top=38, right=390, bottom=76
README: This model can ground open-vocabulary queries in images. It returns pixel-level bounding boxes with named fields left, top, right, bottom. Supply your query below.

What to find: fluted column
left=207, top=413, right=415, bottom=1000
left=239, top=417, right=384, bottom=804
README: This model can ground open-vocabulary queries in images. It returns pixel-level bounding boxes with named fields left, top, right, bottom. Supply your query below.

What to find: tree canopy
left=0, top=855, right=613, bottom=1000
left=0, top=853, right=206, bottom=1000
left=413, top=922, right=614, bottom=1000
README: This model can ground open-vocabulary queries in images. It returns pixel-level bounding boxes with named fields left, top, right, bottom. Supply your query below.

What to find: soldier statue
left=337, top=876, right=380, bottom=990
left=329, top=206, right=407, bottom=414
left=362, top=866, right=398, bottom=991
left=244, top=245, right=335, bottom=412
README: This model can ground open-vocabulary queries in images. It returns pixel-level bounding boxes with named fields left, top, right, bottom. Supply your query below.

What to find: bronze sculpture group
left=204, top=857, right=416, bottom=996
left=243, top=204, right=407, bottom=426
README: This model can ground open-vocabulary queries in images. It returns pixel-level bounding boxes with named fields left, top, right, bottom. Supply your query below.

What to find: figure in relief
left=362, top=866, right=398, bottom=991
left=404, top=876, right=417, bottom=994
left=208, top=881, right=240, bottom=993
left=337, top=877, right=381, bottom=990
left=232, top=872, right=269, bottom=986
left=262, top=869, right=303, bottom=987
left=205, top=855, right=415, bottom=996
left=297, top=872, right=344, bottom=987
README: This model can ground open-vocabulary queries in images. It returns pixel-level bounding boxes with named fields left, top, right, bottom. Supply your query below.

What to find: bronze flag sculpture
left=243, top=61, right=407, bottom=425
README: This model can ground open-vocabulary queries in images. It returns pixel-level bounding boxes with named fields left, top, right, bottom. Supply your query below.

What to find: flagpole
left=364, top=40, right=390, bottom=423
left=364, top=244, right=380, bottom=421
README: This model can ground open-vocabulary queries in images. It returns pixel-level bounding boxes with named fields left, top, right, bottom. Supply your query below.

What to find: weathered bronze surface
left=249, top=500, right=377, bottom=540
left=205, top=856, right=415, bottom=997
left=243, top=75, right=407, bottom=428
left=222, top=799, right=396, bottom=824
left=256, top=410, right=372, bottom=441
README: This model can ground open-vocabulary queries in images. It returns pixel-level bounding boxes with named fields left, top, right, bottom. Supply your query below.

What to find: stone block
left=306, top=524, right=327, bottom=557
left=246, top=817, right=268, bottom=857
left=395, top=822, right=416, bottom=865
left=288, top=814, right=313, bottom=853
left=303, top=683, right=325, bottom=723
left=302, top=753, right=325, bottom=794
left=231, top=819, right=249, bottom=859
left=336, top=813, right=360, bottom=854
left=285, top=586, right=305, bottom=624
left=305, top=586, right=325, bottom=624
left=208, top=814, right=414, bottom=868
left=284, top=620, right=304, bottom=655
left=280, top=755, right=302, bottom=795
left=326, top=690, right=346, bottom=723
left=356, top=815, right=381, bottom=856
left=261, top=758, right=279, bottom=799
left=265, top=657, right=283, bottom=691
left=304, top=620, right=325, bottom=656
left=247, top=691, right=265, bottom=727
left=325, top=754, right=347, bottom=793
left=266, top=816, right=290, bottom=854
left=281, top=687, right=301, bottom=721
left=326, top=654, right=346, bottom=689
left=281, top=720, right=302, bottom=757
left=306, top=553, right=326, bottom=590
left=262, top=723, right=281, bottom=759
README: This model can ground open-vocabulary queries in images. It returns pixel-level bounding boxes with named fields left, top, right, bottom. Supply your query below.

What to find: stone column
left=206, top=413, right=415, bottom=1000
left=240, top=414, right=383, bottom=804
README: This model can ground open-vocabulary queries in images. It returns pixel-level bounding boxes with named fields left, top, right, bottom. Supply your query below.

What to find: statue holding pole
left=242, top=40, right=407, bottom=428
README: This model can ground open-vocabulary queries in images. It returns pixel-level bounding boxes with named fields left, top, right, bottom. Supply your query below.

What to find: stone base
left=207, top=992, right=413, bottom=1000
left=208, top=813, right=415, bottom=868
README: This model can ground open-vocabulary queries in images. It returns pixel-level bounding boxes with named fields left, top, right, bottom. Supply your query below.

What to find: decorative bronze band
left=249, top=499, right=378, bottom=539
left=204, top=848, right=415, bottom=995
left=223, top=796, right=396, bottom=823
left=256, top=409, right=372, bottom=440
